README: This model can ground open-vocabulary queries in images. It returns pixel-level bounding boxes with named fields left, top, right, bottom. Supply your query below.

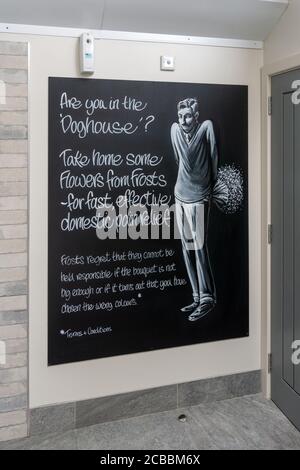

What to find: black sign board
left=48, top=77, right=248, bottom=366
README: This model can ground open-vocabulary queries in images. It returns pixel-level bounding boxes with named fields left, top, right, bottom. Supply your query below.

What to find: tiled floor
left=1, top=394, right=300, bottom=450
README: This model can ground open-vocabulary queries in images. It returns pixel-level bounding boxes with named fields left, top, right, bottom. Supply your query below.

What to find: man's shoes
left=188, top=299, right=216, bottom=322
left=181, top=301, right=199, bottom=313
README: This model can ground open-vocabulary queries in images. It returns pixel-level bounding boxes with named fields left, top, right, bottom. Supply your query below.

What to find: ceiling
left=0, top=0, right=289, bottom=41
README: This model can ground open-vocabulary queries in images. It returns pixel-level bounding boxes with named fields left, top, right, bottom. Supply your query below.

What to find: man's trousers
left=175, top=199, right=216, bottom=304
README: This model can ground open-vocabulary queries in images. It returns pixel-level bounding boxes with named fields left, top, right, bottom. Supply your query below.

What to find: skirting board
left=28, top=370, right=261, bottom=437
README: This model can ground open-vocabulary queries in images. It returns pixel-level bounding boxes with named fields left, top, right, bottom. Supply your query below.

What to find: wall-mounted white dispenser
left=79, top=32, right=95, bottom=74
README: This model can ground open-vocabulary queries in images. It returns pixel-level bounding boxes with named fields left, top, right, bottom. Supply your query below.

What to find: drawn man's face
left=178, top=107, right=198, bottom=134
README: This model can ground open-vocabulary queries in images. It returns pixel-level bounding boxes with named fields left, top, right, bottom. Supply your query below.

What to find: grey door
left=271, top=69, right=300, bottom=431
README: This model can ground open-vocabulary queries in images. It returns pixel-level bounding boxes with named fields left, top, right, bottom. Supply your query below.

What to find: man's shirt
left=171, top=120, right=218, bottom=204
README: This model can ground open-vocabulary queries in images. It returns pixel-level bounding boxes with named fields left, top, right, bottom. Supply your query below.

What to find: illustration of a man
left=171, top=98, right=218, bottom=321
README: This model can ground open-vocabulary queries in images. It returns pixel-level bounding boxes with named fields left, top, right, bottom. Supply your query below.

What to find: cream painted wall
left=264, top=0, right=300, bottom=64
left=1, top=33, right=263, bottom=407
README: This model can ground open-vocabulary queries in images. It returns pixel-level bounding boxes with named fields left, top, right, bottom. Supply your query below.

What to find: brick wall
left=0, top=41, right=28, bottom=442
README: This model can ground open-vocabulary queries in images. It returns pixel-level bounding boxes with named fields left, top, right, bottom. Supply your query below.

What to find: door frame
left=261, top=53, right=300, bottom=398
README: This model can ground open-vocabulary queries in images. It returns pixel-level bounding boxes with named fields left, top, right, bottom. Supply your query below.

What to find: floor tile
left=188, top=395, right=300, bottom=450
left=1, top=394, right=299, bottom=450
left=76, top=408, right=216, bottom=450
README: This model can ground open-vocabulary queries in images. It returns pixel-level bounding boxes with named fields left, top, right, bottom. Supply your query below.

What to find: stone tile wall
left=0, top=41, right=28, bottom=442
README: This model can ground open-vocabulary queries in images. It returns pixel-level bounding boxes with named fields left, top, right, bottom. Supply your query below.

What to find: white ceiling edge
left=100, top=0, right=289, bottom=40
left=0, top=23, right=263, bottom=49
left=0, top=0, right=289, bottom=42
